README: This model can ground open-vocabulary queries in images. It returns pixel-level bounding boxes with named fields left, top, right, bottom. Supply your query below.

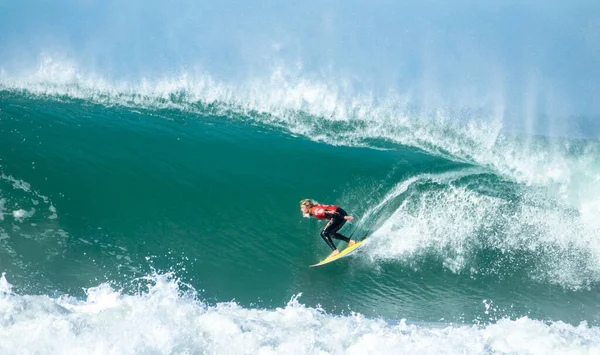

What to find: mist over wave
left=2, top=55, right=599, bottom=184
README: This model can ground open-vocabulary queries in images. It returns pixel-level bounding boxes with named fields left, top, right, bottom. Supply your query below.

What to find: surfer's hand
left=344, top=216, right=354, bottom=221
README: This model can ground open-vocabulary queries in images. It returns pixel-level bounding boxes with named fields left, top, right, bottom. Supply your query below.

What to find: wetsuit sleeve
left=313, top=208, right=326, bottom=219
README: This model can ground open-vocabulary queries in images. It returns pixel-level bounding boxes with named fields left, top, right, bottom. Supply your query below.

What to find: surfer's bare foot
left=348, top=240, right=356, bottom=246
left=327, top=250, right=340, bottom=259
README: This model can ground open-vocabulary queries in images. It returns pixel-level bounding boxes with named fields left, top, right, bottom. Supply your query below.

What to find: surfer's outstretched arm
left=325, top=210, right=353, bottom=221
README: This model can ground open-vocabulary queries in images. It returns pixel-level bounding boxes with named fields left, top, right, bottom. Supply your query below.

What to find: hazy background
left=1, top=0, right=599, bottom=135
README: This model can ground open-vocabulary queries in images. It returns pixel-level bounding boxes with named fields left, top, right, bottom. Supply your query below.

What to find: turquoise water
left=1, top=84, right=600, bottom=353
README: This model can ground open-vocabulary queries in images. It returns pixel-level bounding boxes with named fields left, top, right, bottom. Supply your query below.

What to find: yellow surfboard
left=309, top=238, right=368, bottom=268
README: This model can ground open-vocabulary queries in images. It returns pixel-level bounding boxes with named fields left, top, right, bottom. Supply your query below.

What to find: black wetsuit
left=320, top=208, right=351, bottom=250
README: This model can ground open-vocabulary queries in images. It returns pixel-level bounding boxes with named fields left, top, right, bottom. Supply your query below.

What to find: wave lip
left=2, top=56, right=598, bottom=189
left=0, top=273, right=599, bottom=355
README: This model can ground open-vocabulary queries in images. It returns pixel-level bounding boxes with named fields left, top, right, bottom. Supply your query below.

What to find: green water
left=1, top=91, right=600, bottom=326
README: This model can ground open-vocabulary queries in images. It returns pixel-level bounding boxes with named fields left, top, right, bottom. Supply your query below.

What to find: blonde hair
left=300, top=199, right=314, bottom=208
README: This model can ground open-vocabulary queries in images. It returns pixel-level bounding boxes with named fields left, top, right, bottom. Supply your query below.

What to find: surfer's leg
left=320, top=231, right=337, bottom=250
left=320, top=221, right=338, bottom=251
left=332, top=232, right=355, bottom=246
left=331, top=233, right=350, bottom=243
left=328, top=214, right=352, bottom=243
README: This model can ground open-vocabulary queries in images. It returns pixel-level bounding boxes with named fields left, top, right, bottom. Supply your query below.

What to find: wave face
left=1, top=80, right=600, bottom=354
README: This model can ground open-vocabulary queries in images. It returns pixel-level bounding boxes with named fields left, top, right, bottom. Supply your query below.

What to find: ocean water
left=1, top=70, right=600, bottom=354
left=1, top=0, right=600, bottom=352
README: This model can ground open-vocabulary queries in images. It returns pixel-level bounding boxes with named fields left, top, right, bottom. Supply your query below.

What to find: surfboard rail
left=309, top=237, right=368, bottom=268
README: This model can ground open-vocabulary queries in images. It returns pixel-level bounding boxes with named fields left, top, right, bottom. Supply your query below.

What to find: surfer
left=300, top=199, right=356, bottom=259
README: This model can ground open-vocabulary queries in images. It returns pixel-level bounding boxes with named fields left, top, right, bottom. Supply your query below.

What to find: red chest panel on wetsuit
left=310, top=204, right=338, bottom=220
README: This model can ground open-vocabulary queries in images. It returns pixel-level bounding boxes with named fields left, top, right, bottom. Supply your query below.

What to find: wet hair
left=300, top=199, right=314, bottom=208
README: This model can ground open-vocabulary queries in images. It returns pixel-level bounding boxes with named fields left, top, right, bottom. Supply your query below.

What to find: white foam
left=48, top=205, right=58, bottom=220
left=360, top=171, right=600, bottom=289
left=0, top=273, right=598, bottom=355
left=12, top=208, right=35, bottom=222
left=368, top=182, right=498, bottom=260
left=0, top=273, right=12, bottom=294
left=12, top=209, right=25, bottom=218
left=1, top=174, right=32, bottom=193
left=0, top=172, right=58, bottom=221
left=0, top=197, right=5, bottom=221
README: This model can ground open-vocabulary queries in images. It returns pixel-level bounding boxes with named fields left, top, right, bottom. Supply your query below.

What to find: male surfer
left=300, top=199, right=356, bottom=259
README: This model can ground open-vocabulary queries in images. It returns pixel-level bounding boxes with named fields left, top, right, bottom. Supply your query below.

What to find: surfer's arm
left=324, top=210, right=354, bottom=221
